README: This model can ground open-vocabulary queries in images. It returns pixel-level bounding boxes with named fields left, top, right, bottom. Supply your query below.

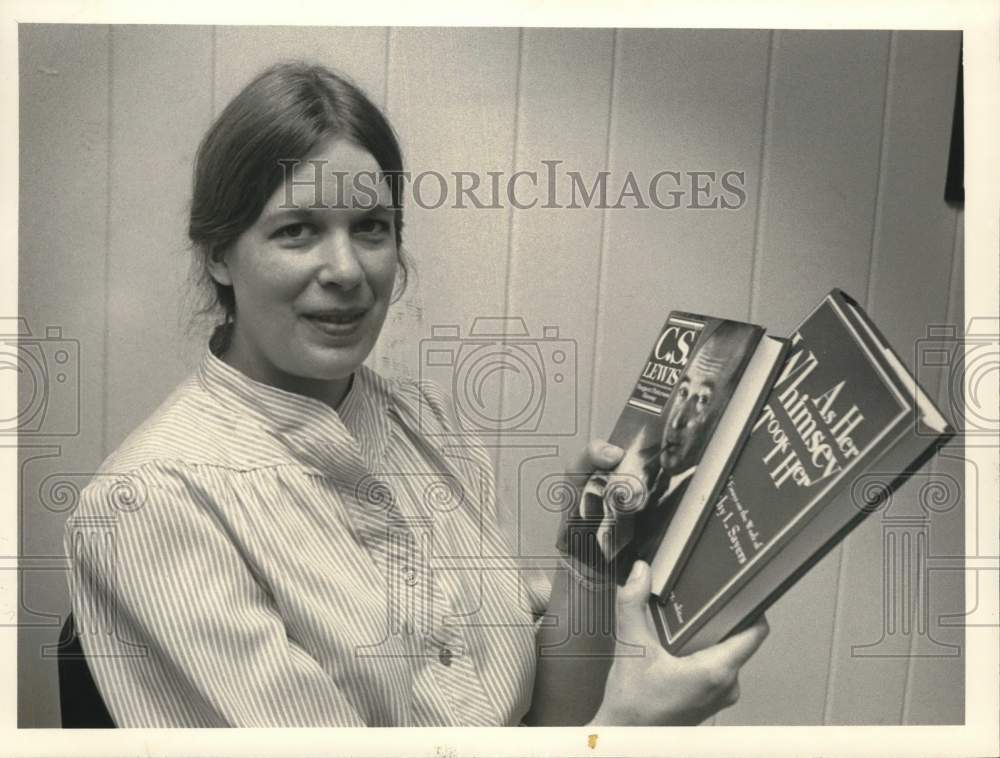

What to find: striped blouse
left=65, top=349, right=551, bottom=727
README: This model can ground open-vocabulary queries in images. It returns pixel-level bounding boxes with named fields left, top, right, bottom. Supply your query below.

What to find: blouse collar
left=196, top=347, right=395, bottom=478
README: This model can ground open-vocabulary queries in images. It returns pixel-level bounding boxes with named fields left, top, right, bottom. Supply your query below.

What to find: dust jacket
left=567, top=311, right=782, bottom=594
left=652, top=289, right=955, bottom=655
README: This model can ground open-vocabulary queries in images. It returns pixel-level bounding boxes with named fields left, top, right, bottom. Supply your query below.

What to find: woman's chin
left=297, top=341, right=373, bottom=381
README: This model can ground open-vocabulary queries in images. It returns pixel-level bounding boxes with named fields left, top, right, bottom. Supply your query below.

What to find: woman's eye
left=272, top=222, right=318, bottom=245
left=353, top=218, right=391, bottom=239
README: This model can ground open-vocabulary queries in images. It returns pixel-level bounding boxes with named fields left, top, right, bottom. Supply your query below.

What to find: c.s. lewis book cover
left=564, top=311, right=780, bottom=590
left=652, top=289, right=954, bottom=656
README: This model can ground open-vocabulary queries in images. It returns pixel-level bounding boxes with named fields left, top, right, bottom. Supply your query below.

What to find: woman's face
left=208, top=137, right=398, bottom=406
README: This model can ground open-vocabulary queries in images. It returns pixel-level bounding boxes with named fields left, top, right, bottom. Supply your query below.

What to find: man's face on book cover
left=658, top=326, right=746, bottom=475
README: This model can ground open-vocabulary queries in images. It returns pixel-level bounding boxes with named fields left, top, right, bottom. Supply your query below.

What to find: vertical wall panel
left=903, top=208, right=965, bottom=724
left=380, top=28, right=521, bottom=390
left=105, top=26, right=215, bottom=453
left=214, top=26, right=389, bottom=117
left=824, top=30, right=963, bottom=725
left=751, top=30, right=890, bottom=330
left=492, top=28, right=615, bottom=556
left=592, top=28, right=771, bottom=444
left=380, top=27, right=521, bottom=510
left=17, top=24, right=111, bottom=728
left=719, top=30, right=892, bottom=726
left=380, top=28, right=521, bottom=517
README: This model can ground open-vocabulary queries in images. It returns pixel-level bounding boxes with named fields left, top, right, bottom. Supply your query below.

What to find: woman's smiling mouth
left=302, top=308, right=368, bottom=336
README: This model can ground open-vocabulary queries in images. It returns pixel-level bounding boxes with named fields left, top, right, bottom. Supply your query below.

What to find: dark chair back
left=57, top=613, right=116, bottom=728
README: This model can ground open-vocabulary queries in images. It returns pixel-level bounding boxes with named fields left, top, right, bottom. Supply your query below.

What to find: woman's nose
left=315, top=229, right=363, bottom=289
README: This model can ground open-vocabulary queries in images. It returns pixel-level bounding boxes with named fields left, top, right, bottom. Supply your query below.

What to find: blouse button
left=402, top=566, right=418, bottom=586
left=438, top=647, right=453, bottom=667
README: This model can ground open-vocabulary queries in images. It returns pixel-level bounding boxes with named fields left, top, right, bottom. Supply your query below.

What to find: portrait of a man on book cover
left=618, top=322, right=756, bottom=570
left=577, top=318, right=760, bottom=575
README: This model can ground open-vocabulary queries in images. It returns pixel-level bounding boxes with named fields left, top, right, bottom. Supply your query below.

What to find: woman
left=66, top=61, right=768, bottom=727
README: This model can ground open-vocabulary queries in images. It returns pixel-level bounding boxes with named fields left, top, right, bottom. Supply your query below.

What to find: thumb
left=616, top=560, right=655, bottom=642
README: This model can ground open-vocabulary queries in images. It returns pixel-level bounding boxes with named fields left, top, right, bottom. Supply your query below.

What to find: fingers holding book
left=589, top=561, right=770, bottom=726
left=554, top=439, right=624, bottom=583
left=692, top=614, right=771, bottom=672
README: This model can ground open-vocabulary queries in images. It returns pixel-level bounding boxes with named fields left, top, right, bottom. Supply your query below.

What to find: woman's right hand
left=589, top=560, right=770, bottom=726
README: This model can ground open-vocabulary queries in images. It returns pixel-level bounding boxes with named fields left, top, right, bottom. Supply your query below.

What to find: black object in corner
left=945, top=43, right=964, bottom=206
left=57, top=614, right=116, bottom=728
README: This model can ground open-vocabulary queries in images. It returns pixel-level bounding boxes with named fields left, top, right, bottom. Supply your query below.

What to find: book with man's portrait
left=567, top=311, right=787, bottom=591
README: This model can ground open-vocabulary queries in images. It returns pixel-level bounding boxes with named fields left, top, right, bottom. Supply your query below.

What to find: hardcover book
left=652, top=289, right=955, bottom=656
left=566, top=311, right=786, bottom=594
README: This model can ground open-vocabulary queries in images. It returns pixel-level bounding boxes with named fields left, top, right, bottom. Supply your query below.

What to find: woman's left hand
left=590, top=560, right=770, bottom=725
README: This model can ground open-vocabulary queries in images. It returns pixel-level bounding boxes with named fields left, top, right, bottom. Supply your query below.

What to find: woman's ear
left=205, top=245, right=233, bottom=286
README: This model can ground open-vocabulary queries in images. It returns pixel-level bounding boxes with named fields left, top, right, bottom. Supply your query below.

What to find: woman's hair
left=187, top=61, right=408, bottom=352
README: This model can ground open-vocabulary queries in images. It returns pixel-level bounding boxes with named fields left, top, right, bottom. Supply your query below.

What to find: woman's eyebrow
left=260, top=203, right=394, bottom=226
left=260, top=206, right=314, bottom=225
left=358, top=203, right=395, bottom=216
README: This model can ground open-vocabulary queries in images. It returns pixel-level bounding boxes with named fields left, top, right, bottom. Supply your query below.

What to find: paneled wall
left=18, top=25, right=964, bottom=727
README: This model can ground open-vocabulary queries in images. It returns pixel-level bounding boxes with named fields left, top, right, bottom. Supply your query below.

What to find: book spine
left=657, top=336, right=790, bottom=597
